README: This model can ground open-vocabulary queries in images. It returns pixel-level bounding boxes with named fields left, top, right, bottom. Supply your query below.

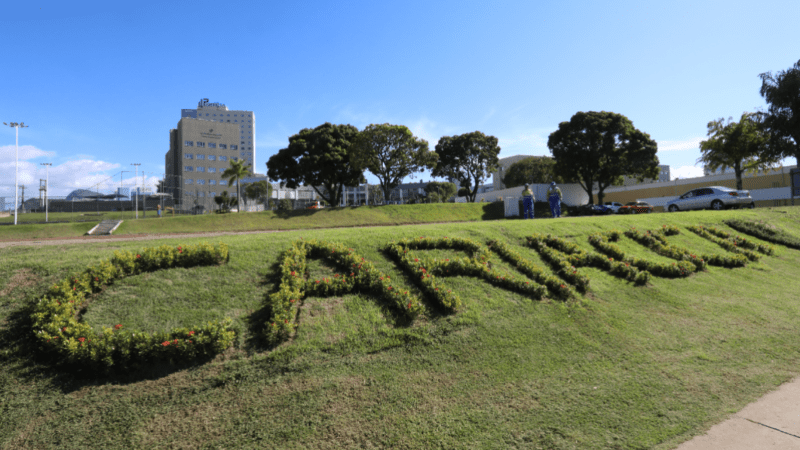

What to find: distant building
left=619, top=165, right=671, bottom=186
left=492, top=155, right=539, bottom=190
left=165, top=117, right=241, bottom=209
left=181, top=99, right=256, bottom=168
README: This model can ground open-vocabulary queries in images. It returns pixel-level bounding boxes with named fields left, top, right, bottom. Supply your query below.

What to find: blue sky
left=2, top=0, right=799, bottom=197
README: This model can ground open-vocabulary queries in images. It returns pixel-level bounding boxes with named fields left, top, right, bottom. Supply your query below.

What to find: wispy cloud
left=657, top=137, right=704, bottom=152
left=0, top=158, right=124, bottom=196
left=670, top=165, right=704, bottom=180
left=0, top=144, right=56, bottom=162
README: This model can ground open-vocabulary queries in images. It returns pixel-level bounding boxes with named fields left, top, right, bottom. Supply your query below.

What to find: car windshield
left=625, top=202, right=637, bottom=206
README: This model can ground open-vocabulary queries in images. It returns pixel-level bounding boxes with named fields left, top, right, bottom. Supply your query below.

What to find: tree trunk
left=734, top=161, right=744, bottom=191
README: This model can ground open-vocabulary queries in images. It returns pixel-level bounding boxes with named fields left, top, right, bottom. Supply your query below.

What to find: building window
left=184, top=166, right=193, bottom=172
left=219, top=156, right=228, bottom=162
left=185, top=179, right=193, bottom=185
left=196, top=154, right=205, bottom=160
left=231, top=145, right=238, bottom=150
left=184, top=141, right=193, bottom=146
left=210, top=191, right=217, bottom=197
left=227, top=114, right=230, bottom=116
left=208, top=167, right=216, bottom=173
left=197, top=167, right=205, bottom=172
left=234, top=120, right=238, bottom=122
left=198, top=179, right=206, bottom=185
left=209, top=180, right=217, bottom=185
left=197, top=142, right=205, bottom=148
left=184, top=153, right=193, bottom=159
left=220, top=180, right=227, bottom=186
left=208, top=155, right=216, bottom=161
left=208, top=143, right=216, bottom=149
left=218, top=144, right=226, bottom=150
left=198, top=191, right=205, bottom=197
left=232, top=157, right=238, bottom=162
left=205, top=113, right=209, bottom=116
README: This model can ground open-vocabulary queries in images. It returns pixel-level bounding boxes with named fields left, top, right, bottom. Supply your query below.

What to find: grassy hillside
left=0, top=203, right=505, bottom=240
left=2, top=206, right=800, bottom=449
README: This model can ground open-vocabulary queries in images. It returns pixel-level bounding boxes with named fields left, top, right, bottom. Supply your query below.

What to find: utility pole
left=131, top=163, right=140, bottom=219
left=41, top=163, right=51, bottom=222
left=3, top=121, right=28, bottom=225
left=20, top=185, right=25, bottom=214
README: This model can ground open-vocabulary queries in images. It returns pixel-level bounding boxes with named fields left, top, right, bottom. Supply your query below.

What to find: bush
left=725, top=219, right=800, bottom=250
left=277, top=199, right=293, bottom=211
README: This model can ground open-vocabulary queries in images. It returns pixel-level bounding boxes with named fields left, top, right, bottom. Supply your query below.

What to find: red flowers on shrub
left=114, top=324, right=123, bottom=330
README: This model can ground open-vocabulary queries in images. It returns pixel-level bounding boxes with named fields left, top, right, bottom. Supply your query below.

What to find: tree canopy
left=501, top=156, right=564, bottom=188
left=244, top=180, right=272, bottom=208
left=266, top=123, right=364, bottom=207
left=548, top=111, right=659, bottom=205
left=698, top=113, right=779, bottom=190
left=221, top=159, right=252, bottom=212
left=431, top=131, right=501, bottom=203
left=350, top=124, right=438, bottom=202
left=424, top=181, right=457, bottom=203
left=758, top=59, right=800, bottom=166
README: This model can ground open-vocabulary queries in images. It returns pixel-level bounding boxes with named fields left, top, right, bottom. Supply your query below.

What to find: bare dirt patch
left=0, top=268, right=38, bottom=298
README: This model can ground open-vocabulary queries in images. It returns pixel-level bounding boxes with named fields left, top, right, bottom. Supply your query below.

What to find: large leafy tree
left=221, top=159, right=252, bottom=212
left=431, top=131, right=501, bottom=203
left=424, top=181, right=457, bottom=203
left=244, top=180, right=272, bottom=208
left=267, top=123, right=364, bottom=207
left=351, top=124, right=438, bottom=201
left=548, top=111, right=659, bottom=205
left=698, top=113, right=779, bottom=190
left=501, top=156, right=564, bottom=188
left=758, top=59, right=800, bottom=166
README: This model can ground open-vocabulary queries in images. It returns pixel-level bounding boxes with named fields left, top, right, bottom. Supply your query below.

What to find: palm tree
left=222, top=159, right=251, bottom=212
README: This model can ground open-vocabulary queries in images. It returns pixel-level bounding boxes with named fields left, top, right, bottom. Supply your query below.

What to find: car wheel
left=647, top=209, right=652, bottom=213
left=668, top=205, right=678, bottom=212
left=631, top=209, right=637, bottom=214
left=711, top=200, right=724, bottom=211
left=748, top=202, right=755, bottom=209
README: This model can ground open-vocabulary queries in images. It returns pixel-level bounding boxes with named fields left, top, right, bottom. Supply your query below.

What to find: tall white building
left=181, top=98, right=256, bottom=169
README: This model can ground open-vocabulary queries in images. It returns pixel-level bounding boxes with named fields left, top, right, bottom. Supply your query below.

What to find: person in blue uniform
left=521, top=184, right=535, bottom=219
left=547, top=181, right=563, bottom=218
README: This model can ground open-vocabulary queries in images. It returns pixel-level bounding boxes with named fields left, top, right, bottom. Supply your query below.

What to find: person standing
left=522, top=184, right=535, bottom=219
left=157, top=204, right=162, bottom=218
left=547, top=181, right=563, bottom=218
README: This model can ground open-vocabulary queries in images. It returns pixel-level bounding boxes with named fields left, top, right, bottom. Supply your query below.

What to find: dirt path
left=0, top=229, right=290, bottom=249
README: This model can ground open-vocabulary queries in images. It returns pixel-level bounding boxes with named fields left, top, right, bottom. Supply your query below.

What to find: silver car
left=665, top=186, right=754, bottom=212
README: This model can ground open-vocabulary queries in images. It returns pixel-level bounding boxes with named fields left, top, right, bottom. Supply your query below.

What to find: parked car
left=307, top=201, right=324, bottom=209
left=618, top=201, right=653, bottom=214
left=572, top=203, right=614, bottom=216
left=665, top=186, right=754, bottom=212
left=603, top=201, right=624, bottom=213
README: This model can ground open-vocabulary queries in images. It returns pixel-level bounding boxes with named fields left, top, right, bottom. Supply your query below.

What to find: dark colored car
left=572, top=203, right=614, bottom=216
left=618, top=201, right=654, bottom=214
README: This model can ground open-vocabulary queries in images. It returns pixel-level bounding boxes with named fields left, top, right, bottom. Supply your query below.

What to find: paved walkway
left=677, top=376, right=800, bottom=449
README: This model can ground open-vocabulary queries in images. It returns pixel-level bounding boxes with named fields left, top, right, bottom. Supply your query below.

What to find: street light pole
left=41, top=163, right=51, bottom=222
left=131, top=163, right=140, bottom=219
left=3, top=121, right=28, bottom=225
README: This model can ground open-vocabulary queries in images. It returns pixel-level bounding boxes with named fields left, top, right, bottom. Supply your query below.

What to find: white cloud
left=657, top=137, right=704, bottom=152
left=670, top=165, right=705, bottom=180
left=0, top=144, right=56, bottom=162
left=0, top=158, right=123, bottom=197
left=498, top=130, right=550, bottom=158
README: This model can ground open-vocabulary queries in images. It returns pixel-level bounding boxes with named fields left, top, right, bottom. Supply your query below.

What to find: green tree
left=221, top=159, right=251, bottom=212
left=431, top=131, right=501, bottom=203
left=758, top=59, right=800, bottom=166
left=501, top=156, right=564, bottom=188
left=367, top=185, right=384, bottom=205
left=457, top=187, right=470, bottom=198
left=244, top=180, right=272, bottom=209
left=698, top=113, right=779, bottom=190
left=351, top=124, right=438, bottom=202
left=213, top=191, right=236, bottom=212
left=266, top=123, right=364, bottom=207
left=548, top=111, right=659, bottom=205
left=424, top=181, right=457, bottom=203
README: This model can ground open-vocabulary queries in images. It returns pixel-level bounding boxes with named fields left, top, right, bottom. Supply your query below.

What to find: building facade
left=165, top=117, right=242, bottom=210
left=181, top=98, right=256, bottom=168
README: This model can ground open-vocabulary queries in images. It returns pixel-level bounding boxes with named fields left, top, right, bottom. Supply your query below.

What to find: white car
left=665, top=186, right=754, bottom=212
left=603, top=202, right=624, bottom=213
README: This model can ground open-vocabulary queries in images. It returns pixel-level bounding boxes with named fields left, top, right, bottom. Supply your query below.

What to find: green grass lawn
left=2, top=206, right=800, bottom=449
left=0, top=203, right=506, bottom=240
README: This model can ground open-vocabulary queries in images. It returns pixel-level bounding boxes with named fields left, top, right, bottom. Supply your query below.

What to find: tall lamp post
left=131, top=163, right=140, bottom=219
left=3, top=121, right=28, bottom=225
left=41, top=163, right=51, bottom=222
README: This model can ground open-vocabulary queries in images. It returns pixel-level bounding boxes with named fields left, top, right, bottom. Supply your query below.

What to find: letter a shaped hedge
left=30, top=243, right=236, bottom=370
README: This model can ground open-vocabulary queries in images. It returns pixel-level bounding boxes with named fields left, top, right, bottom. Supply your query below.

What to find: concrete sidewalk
left=677, top=376, right=800, bottom=449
